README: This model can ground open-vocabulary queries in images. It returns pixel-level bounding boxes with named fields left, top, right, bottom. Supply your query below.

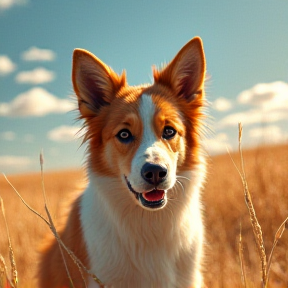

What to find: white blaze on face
left=129, top=94, right=175, bottom=191
left=129, top=94, right=156, bottom=190
left=137, top=94, right=157, bottom=159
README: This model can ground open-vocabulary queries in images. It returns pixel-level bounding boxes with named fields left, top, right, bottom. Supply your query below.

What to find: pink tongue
left=143, top=190, right=165, bottom=202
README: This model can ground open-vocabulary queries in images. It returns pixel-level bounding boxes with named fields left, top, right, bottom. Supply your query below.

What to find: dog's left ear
left=153, top=37, right=206, bottom=102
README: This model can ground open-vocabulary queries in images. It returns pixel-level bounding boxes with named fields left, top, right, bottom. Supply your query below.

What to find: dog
left=38, top=36, right=207, bottom=288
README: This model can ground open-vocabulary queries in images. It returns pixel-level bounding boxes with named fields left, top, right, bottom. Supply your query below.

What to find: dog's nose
left=141, top=163, right=167, bottom=185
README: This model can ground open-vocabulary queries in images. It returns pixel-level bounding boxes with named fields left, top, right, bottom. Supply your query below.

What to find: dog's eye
left=162, top=126, right=177, bottom=140
left=116, top=129, right=134, bottom=143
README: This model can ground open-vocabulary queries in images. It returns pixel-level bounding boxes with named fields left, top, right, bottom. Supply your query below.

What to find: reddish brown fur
left=87, top=86, right=144, bottom=177
left=85, top=83, right=205, bottom=177
left=143, top=85, right=206, bottom=170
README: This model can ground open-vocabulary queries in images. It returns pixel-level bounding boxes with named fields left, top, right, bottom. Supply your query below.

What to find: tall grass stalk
left=238, top=222, right=247, bottom=288
left=238, top=123, right=267, bottom=287
left=229, top=123, right=267, bottom=287
left=266, top=216, right=288, bottom=284
left=0, top=197, right=18, bottom=288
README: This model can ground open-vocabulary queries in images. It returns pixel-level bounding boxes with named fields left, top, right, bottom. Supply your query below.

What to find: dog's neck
left=80, top=163, right=206, bottom=287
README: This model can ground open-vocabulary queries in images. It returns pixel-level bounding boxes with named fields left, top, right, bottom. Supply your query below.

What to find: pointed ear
left=72, top=49, right=126, bottom=117
left=153, top=37, right=206, bottom=102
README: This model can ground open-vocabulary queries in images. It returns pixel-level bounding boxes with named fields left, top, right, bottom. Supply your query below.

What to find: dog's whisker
left=170, top=185, right=179, bottom=198
left=176, top=179, right=185, bottom=196
left=176, top=175, right=191, bottom=182
left=167, top=187, right=177, bottom=200
left=167, top=195, right=180, bottom=203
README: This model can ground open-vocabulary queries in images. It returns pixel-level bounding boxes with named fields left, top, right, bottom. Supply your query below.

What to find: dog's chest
left=89, top=236, right=178, bottom=288
left=80, top=184, right=187, bottom=287
left=79, top=172, right=204, bottom=288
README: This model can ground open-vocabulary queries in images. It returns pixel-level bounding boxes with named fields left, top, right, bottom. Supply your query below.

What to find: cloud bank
left=0, top=55, right=16, bottom=75
left=218, top=81, right=288, bottom=128
left=0, top=87, right=75, bottom=117
left=21, top=47, right=56, bottom=61
left=47, top=125, right=80, bottom=142
left=248, top=125, right=288, bottom=145
left=213, top=97, right=233, bottom=112
left=0, top=0, right=28, bottom=11
left=238, top=81, right=288, bottom=109
left=210, top=81, right=288, bottom=154
left=0, top=131, right=16, bottom=141
left=15, top=67, right=55, bottom=84
left=0, top=155, right=32, bottom=171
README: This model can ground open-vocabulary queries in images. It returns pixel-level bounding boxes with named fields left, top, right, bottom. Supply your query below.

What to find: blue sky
left=0, top=0, right=288, bottom=174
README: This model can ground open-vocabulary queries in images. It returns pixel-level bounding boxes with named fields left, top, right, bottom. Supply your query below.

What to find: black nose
left=141, top=163, right=167, bottom=185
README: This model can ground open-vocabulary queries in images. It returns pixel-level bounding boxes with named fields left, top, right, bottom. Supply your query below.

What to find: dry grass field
left=0, top=144, right=288, bottom=287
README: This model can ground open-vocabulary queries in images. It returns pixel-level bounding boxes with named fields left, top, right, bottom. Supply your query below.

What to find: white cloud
left=47, top=125, right=80, bottom=142
left=15, top=67, right=55, bottom=84
left=204, top=133, right=231, bottom=155
left=248, top=125, right=287, bottom=145
left=218, top=107, right=288, bottom=128
left=0, top=55, right=16, bottom=75
left=218, top=81, right=288, bottom=128
left=0, top=87, right=75, bottom=117
left=238, top=81, right=288, bottom=110
left=0, top=131, right=16, bottom=141
left=0, top=155, right=32, bottom=171
left=213, top=97, right=233, bottom=112
left=0, top=0, right=28, bottom=10
left=21, top=47, right=56, bottom=61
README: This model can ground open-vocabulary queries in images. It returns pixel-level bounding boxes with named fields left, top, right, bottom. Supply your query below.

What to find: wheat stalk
left=0, top=198, right=18, bottom=288
left=238, top=222, right=247, bottom=288
left=239, top=123, right=267, bottom=287
left=228, top=123, right=268, bottom=287
left=266, top=216, right=288, bottom=284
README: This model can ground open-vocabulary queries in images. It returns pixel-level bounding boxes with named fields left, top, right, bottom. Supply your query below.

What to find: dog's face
left=72, top=37, right=206, bottom=210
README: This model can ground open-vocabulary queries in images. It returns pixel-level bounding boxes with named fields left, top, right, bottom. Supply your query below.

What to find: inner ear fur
left=72, top=49, right=126, bottom=117
left=153, top=37, right=206, bottom=102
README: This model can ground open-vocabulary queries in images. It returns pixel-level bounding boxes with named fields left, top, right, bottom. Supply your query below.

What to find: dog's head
left=72, top=37, right=206, bottom=211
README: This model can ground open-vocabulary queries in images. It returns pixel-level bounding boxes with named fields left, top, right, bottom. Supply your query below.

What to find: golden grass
left=204, top=143, right=288, bottom=288
left=1, top=143, right=288, bottom=287
left=0, top=170, right=86, bottom=287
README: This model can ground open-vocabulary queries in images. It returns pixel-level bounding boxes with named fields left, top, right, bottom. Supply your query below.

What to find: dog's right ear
left=72, top=49, right=126, bottom=117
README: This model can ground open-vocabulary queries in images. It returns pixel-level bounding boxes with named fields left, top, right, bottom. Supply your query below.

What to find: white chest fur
left=80, top=167, right=205, bottom=288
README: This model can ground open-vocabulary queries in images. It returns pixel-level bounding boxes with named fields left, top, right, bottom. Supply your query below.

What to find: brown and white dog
left=38, top=36, right=207, bottom=288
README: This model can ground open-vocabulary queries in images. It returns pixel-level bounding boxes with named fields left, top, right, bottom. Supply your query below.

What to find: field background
left=0, top=144, right=288, bottom=288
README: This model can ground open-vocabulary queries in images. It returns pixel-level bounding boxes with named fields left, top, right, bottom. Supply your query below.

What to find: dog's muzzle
left=124, top=176, right=167, bottom=210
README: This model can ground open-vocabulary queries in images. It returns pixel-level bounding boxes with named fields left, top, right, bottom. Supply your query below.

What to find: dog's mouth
left=125, top=176, right=167, bottom=209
